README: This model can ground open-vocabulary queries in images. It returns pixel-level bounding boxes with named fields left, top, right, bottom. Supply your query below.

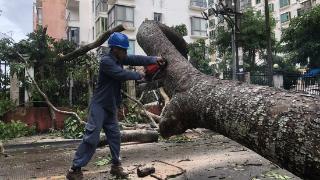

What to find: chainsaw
left=144, top=60, right=167, bottom=82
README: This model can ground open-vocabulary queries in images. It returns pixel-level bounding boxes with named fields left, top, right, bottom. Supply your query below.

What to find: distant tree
left=188, top=39, right=213, bottom=75
left=0, top=26, right=98, bottom=107
left=281, top=5, right=320, bottom=68
left=171, top=24, right=188, bottom=37
left=213, top=9, right=276, bottom=72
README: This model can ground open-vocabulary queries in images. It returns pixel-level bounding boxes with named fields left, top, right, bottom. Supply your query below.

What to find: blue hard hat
left=108, top=32, right=129, bottom=49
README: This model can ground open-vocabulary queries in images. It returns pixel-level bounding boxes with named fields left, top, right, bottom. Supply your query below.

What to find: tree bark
left=137, top=20, right=320, bottom=179
left=265, top=0, right=273, bottom=86
left=98, top=130, right=158, bottom=147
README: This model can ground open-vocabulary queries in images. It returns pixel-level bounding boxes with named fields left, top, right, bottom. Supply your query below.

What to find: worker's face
left=112, top=47, right=128, bottom=62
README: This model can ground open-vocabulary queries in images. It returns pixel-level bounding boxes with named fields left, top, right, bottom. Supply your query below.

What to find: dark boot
left=66, top=167, right=83, bottom=180
left=110, top=164, right=129, bottom=179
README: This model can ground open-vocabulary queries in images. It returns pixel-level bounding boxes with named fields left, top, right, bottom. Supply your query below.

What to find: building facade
left=207, top=0, right=320, bottom=42
left=206, top=0, right=320, bottom=70
left=248, top=0, right=320, bottom=41
left=33, top=0, right=67, bottom=39
left=34, top=0, right=209, bottom=54
left=105, top=0, right=208, bottom=55
left=65, top=0, right=208, bottom=55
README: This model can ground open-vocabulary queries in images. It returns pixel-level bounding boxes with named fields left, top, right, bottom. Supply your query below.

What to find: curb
left=4, top=139, right=82, bottom=151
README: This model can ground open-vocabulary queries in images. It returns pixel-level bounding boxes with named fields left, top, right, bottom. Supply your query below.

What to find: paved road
left=0, top=131, right=301, bottom=180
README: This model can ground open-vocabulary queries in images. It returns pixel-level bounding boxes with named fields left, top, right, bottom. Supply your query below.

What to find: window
left=95, top=17, right=107, bottom=37
left=108, top=5, right=134, bottom=28
left=256, top=0, right=261, bottom=4
left=190, top=0, right=207, bottom=8
left=297, top=8, right=304, bottom=17
left=269, top=3, right=274, bottom=12
left=209, top=30, right=215, bottom=39
left=95, top=0, right=108, bottom=17
left=127, top=40, right=135, bottom=55
left=302, top=0, right=312, bottom=10
left=191, top=17, right=207, bottom=36
left=280, top=12, right=291, bottom=23
left=209, top=19, right=215, bottom=28
left=68, top=27, right=80, bottom=45
left=154, top=13, right=162, bottom=22
left=280, top=0, right=290, bottom=8
left=37, top=8, right=43, bottom=25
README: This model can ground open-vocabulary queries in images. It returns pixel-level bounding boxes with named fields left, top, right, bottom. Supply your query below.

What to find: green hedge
left=0, top=120, right=36, bottom=140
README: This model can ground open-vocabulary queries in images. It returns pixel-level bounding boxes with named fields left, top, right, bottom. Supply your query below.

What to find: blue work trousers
left=72, top=103, right=121, bottom=168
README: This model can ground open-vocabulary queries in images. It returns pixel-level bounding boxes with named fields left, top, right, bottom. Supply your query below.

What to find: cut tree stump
left=137, top=20, right=320, bottom=179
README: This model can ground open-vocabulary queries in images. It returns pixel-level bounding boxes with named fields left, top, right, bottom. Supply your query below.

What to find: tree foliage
left=281, top=5, right=320, bottom=68
left=0, top=26, right=98, bottom=107
left=213, top=9, right=276, bottom=72
left=171, top=24, right=188, bottom=37
left=188, top=39, right=213, bottom=75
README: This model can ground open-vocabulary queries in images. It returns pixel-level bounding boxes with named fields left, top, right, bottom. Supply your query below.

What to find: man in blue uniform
left=66, top=32, right=164, bottom=179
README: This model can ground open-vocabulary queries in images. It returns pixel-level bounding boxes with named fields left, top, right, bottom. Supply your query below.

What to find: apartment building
left=250, top=0, right=320, bottom=41
left=33, top=0, right=67, bottom=39
left=206, top=0, right=320, bottom=69
left=207, top=0, right=320, bottom=42
left=33, top=0, right=209, bottom=54
left=65, top=0, right=208, bottom=55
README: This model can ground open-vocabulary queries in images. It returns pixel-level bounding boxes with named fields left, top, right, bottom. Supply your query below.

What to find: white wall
left=68, top=8, right=80, bottom=27
left=109, top=0, right=206, bottom=54
left=109, top=0, right=206, bottom=55
left=251, top=0, right=320, bottom=41
left=79, top=0, right=94, bottom=45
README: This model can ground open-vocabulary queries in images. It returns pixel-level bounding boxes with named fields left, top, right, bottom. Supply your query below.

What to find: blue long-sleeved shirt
left=91, top=53, right=157, bottom=109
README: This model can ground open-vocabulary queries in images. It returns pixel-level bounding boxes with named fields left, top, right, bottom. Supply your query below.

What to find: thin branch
left=150, top=174, right=163, bottom=180
left=153, top=160, right=186, bottom=180
left=121, top=90, right=159, bottom=129
left=159, top=87, right=170, bottom=105
left=16, top=53, right=86, bottom=125
left=141, top=110, right=161, bottom=123
left=58, top=24, right=127, bottom=61
left=132, top=91, right=145, bottom=109
left=159, top=87, right=171, bottom=117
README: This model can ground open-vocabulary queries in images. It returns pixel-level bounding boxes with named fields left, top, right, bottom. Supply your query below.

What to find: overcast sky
left=0, top=0, right=33, bottom=42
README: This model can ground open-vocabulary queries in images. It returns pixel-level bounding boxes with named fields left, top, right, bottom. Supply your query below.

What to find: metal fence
left=222, top=70, right=232, bottom=80
left=283, top=73, right=320, bottom=95
left=250, top=73, right=271, bottom=86
left=222, top=71, right=320, bottom=96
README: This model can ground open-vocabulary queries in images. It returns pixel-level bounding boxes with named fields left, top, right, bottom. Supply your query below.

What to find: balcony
left=66, top=11, right=80, bottom=27
left=300, top=0, right=312, bottom=10
left=107, top=0, right=134, bottom=5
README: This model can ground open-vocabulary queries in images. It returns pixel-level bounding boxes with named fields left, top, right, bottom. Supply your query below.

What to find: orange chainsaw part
left=145, top=64, right=160, bottom=76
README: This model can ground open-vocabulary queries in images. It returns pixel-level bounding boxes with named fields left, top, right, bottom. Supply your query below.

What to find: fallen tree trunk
left=98, top=130, right=158, bottom=147
left=137, top=20, right=320, bottom=179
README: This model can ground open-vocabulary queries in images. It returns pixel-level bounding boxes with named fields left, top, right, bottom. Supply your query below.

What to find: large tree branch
left=58, top=24, right=127, bottom=61
left=137, top=20, right=320, bottom=179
